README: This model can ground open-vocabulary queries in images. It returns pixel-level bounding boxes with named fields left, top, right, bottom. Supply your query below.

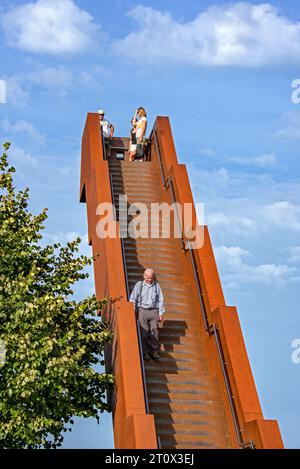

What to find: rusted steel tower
left=80, top=114, right=284, bottom=449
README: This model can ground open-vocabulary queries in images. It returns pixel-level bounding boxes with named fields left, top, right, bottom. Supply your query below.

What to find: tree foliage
left=0, top=143, right=113, bottom=448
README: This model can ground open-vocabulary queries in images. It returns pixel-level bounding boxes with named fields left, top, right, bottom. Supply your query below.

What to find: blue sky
left=0, top=0, right=300, bottom=449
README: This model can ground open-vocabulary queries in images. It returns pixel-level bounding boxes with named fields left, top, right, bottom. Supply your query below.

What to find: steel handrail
left=211, top=322, right=254, bottom=449
left=186, top=239, right=211, bottom=334
left=135, top=315, right=150, bottom=414
left=152, top=125, right=255, bottom=449
left=152, top=128, right=186, bottom=251
left=186, top=240, right=254, bottom=449
left=167, top=176, right=186, bottom=252
left=152, top=127, right=167, bottom=187
left=101, top=126, right=107, bottom=161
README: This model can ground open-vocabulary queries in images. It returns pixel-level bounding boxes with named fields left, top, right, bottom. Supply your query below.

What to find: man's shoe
left=149, top=351, right=160, bottom=361
left=143, top=353, right=151, bottom=361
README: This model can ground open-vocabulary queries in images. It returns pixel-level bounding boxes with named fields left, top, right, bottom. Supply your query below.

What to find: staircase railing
left=151, top=124, right=255, bottom=450
left=101, top=127, right=107, bottom=160
left=153, top=129, right=167, bottom=187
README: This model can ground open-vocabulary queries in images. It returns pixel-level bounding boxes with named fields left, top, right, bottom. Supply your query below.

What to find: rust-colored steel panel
left=244, top=419, right=284, bottom=449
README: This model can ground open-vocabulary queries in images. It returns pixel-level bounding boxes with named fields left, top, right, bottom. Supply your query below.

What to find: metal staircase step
left=144, top=361, right=207, bottom=373
left=149, top=401, right=226, bottom=418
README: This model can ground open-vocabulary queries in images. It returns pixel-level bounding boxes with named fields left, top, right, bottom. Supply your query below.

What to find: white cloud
left=1, top=0, right=101, bottom=55
left=201, top=148, right=215, bottom=156
left=229, top=153, right=279, bottom=168
left=215, top=245, right=251, bottom=266
left=200, top=148, right=215, bottom=156
left=288, top=247, right=300, bottom=264
left=188, top=164, right=300, bottom=298
left=189, top=164, right=300, bottom=241
left=206, top=212, right=257, bottom=235
left=3, top=66, right=74, bottom=103
left=263, top=201, right=300, bottom=232
left=197, top=167, right=231, bottom=189
left=1, top=119, right=45, bottom=144
left=189, top=165, right=258, bottom=201
left=275, top=112, right=300, bottom=140
left=27, top=66, right=73, bottom=90
left=9, top=146, right=37, bottom=167
left=5, top=63, right=99, bottom=101
left=289, top=277, right=300, bottom=284
left=204, top=200, right=300, bottom=239
left=215, top=245, right=299, bottom=288
left=114, top=3, right=300, bottom=67
left=5, top=77, right=30, bottom=106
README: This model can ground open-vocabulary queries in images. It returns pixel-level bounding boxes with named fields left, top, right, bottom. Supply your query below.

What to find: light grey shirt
left=129, top=281, right=165, bottom=315
left=100, top=119, right=112, bottom=138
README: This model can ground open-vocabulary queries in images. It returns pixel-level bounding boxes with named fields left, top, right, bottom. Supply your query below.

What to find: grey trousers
left=138, top=307, right=160, bottom=354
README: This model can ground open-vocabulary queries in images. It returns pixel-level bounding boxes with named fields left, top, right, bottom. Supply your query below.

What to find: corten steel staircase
left=80, top=113, right=284, bottom=449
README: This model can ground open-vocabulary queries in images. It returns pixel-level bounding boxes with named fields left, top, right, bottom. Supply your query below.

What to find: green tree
left=0, top=143, right=113, bottom=448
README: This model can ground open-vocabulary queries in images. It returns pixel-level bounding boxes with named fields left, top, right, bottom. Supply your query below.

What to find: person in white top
left=129, top=117, right=137, bottom=161
left=132, top=107, right=147, bottom=161
left=135, top=107, right=147, bottom=142
left=97, top=109, right=114, bottom=138
left=97, top=109, right=114, bottom=158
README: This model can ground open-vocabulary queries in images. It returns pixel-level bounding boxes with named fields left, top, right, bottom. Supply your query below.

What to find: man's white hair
left=144, top=268, right=154, bottom=276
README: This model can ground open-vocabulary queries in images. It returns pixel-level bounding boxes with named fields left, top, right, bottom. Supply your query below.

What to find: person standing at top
left=128, top=117, right=137, bottom=161
left=134, top=107, right=147, bottom=161
left=97, top=108, right=114, bottom=158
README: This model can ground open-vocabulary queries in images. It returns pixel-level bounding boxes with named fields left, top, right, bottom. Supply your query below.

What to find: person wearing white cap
left=97, top=109, right=114, bottom=138
left=96, top=109, right=114, bottom=157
